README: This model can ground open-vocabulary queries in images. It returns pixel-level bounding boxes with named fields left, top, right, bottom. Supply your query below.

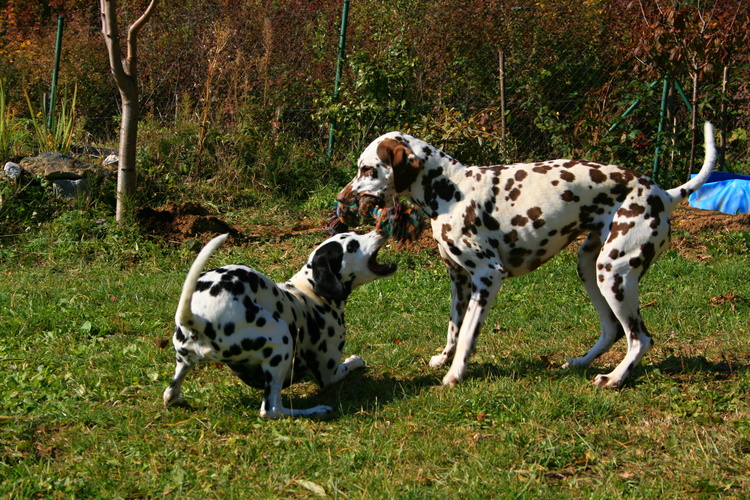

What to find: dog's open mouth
left=368, top=247, right=397, bottom=276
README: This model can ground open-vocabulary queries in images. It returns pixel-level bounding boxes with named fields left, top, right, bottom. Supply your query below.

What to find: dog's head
left=307, top=231, right=397, bottom=302
left=337, top=133, right=421, bottom=209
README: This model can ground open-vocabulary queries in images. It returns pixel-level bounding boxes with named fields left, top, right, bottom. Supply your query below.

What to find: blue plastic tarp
left=688, top=171, right=750, bottom=215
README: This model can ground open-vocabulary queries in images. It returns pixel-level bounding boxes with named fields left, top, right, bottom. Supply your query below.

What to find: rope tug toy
left=327, top=195, right=427, bottom=249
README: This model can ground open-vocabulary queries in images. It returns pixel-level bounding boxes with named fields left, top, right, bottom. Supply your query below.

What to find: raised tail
left=665, top=121, right=717, bottom=208
left=175, top=234, right=229, bottom=327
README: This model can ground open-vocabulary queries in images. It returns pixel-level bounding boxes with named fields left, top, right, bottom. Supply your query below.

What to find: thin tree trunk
left=117, top=93, right=139, bottom=219
left=100, top=0, right=157, bottom=223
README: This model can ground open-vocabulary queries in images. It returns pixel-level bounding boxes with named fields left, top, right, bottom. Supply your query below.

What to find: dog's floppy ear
left=377, top=138, right=421, bottom=193
left=311, top=241, right=348, bottom=302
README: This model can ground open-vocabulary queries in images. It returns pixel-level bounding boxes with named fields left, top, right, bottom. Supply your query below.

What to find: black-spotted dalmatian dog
left=338, top=122, right=716, bottom=388
left=163, top=231, right=396, bottom=418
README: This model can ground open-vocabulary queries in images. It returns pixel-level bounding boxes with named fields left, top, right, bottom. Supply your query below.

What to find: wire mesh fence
left=1, top=1, right=748, bottom=187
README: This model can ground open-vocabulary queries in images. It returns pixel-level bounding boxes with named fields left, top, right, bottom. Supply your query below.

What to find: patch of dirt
left=135, top=200, right=749, bottom=259
left=670, top=200, right=750, bottom=260
left=137, top=202, right=240, bottom=245
left=671, top=200, right=750, bottom=233
left=135, top=201, right=324, bottom=246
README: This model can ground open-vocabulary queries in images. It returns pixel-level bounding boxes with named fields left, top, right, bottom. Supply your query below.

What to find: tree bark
left=100, top=0, right=157, bottom=223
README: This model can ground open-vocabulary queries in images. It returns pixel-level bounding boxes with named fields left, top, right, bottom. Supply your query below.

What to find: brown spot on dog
left=589, top=169, right=607, bottom=184
left=533, top=165, right=553, bottom=174
left=511, top=214, right=529, bottom=226
left=611, top=274, right=624, bottom=301
left=527, top=207, right=543, bottom=220
left=617, top=203, right=646, bottom=218
left=463, top=202, right=477, bottom=230
left=441, top=223, right=454, bottom=245
left=527, top=206, right=545, bottom=228
left=610, top=220, right=635, bottom=239
left=561, top=190, right=580, bottom=203
left=560, top=170, right=576, bottom=182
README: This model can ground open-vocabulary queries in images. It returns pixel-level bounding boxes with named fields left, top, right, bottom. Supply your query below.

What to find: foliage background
left=0, top=0, right=748, bottom=200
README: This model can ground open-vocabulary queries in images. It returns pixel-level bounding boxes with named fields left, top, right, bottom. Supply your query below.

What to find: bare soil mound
left=136, top=201, right=240, bottom=244
left=135, top=201, right=323, bottom=245
left=671, top=201, right=750, bottom=233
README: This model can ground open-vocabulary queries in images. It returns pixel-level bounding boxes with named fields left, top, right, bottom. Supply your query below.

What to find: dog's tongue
left=368, top=248, right=397, bottom=276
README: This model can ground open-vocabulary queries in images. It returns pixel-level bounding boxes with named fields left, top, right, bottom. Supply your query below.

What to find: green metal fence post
left=652, top=77, right=670, bottom=182
left=327, top=0, right=350, bottom=157
left=48, top=16, right=65, bottom=130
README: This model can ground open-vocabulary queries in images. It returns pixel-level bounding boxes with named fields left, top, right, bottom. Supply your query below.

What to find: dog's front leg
left=322, top=355, right=366, bottom=386
left=442, top=267, right=506, bottom=386
left=430, top=248, right=472, bottom=368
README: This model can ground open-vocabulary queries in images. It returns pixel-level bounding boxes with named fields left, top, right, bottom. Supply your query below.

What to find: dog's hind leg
left=563, top=233, right=625, bottom=369
left=254, top=327, right=334, bottom=419
left=590, top=257, right=654, bottom=388
left=260, top=357, right=334, bottom=419
left=430, top=247, right=472, bottom=368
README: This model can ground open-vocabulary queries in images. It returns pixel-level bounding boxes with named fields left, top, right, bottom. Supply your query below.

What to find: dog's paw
left=591, top=374, right=622, bottom=388
left=343, top=355, right=365, bottom=370
left=307, top=404, right=333, bottom=415
left=429, top=354, right=449, bottom=368
left=561, top=357, right=589, bottom=369
left=163, top=393, right=185, bottom=407
left=561, top=358, right=576, bottom=369
left=441, top=371, right=461, bottom=387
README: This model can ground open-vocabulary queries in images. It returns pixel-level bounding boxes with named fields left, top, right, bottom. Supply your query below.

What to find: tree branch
left=127, top=0, right=158, bottom=78
left=100, top=0, right=127, bottom=85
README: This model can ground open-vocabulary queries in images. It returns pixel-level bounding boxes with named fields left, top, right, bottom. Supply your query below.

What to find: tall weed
left=0, top=80, right=29, bottom=160
left=24, top=83, right=77, bottom=154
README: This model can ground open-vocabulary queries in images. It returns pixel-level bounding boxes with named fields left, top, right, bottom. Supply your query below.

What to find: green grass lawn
left=1, top=223, right=749, bottom=498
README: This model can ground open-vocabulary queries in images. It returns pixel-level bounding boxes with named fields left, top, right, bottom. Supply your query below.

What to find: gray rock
left=3, top=161, right=21, bottom=180
left=19, top=152, right=115, bottom=181
left=52, top=178, right=90, bottom=200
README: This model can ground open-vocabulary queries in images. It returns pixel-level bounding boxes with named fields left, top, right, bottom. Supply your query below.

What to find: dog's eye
left=346, top=240, right=360, bottom=253
left=360, top=166, right=375, bottom=176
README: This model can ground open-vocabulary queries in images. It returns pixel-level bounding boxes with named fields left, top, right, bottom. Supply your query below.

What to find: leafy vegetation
left=1, top=1, right=749, bottom=191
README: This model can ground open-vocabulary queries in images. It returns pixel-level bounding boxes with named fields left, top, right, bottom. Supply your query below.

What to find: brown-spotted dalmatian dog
left=338, top=122, right=716, bottom=388
left=163, top=231, right=396, bottom=418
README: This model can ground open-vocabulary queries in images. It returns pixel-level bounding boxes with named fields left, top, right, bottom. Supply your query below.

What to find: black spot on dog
left=561, top=190, right=580, bottom=203
left=204, top=322, right=217, bottom=340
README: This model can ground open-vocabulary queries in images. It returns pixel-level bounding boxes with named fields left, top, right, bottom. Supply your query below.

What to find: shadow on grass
left=197, top=352, right=747, bottom=420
